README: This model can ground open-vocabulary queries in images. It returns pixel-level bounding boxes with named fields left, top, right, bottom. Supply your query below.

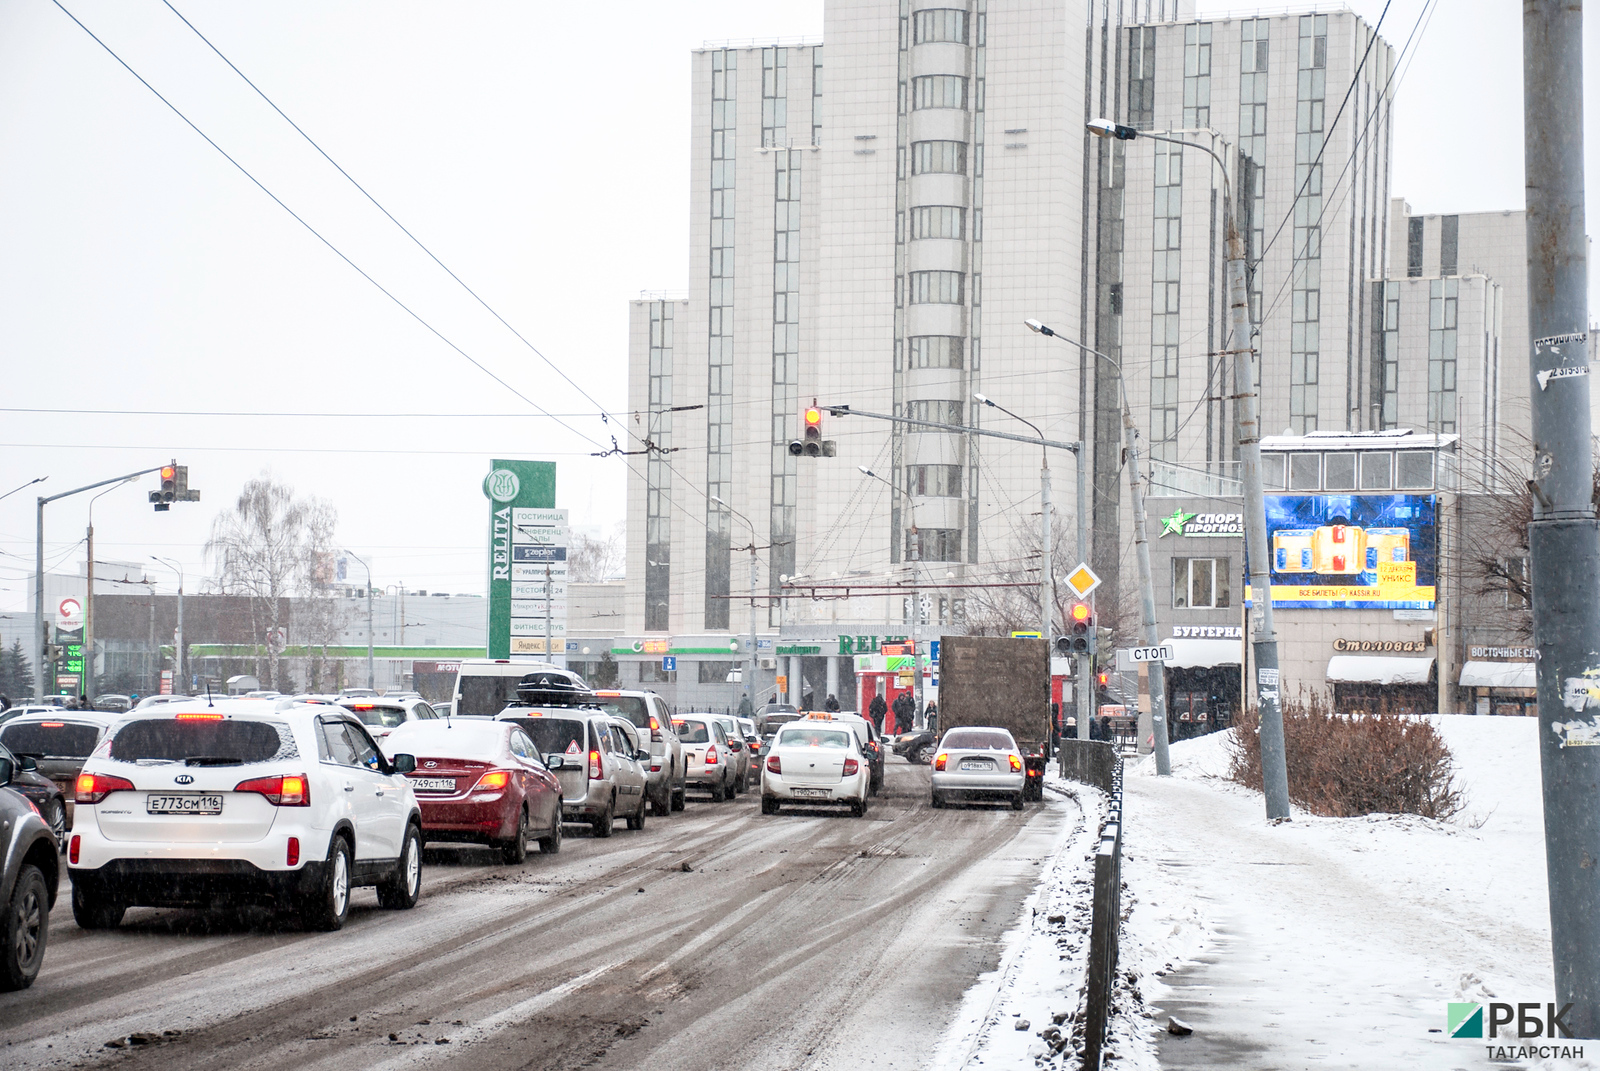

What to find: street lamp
left=1083, top=117, right=1289, bottom=817
left=973, top=393, right=1054, bottom=643
left=709, top=495, right=760, bottom=711
left=81, top=477, right=137, bottom=701
left=150, top=557, right=184, bottom=693
left=342, top=549, right=374, bottom=690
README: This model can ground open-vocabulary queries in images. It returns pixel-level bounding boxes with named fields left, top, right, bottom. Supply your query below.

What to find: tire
left=378, top=824, right=423, bottom=909
left=1011, top=793, right=1026, bottom=812
left=761, top=795, right=779, bottom=815
left=1, top=865, right=49, bottom=991
left=43, top=799, right=66, bottom=850
left=914, top=742, right=937, bottom=765
left=303, top=835, right=352, bottom=932
left=671, top=779, right=686, bottom=812
left=592, top=798, right=615, bottom=839
left=710, top=776, right=727, bottom=803
left=849, top=799, right=865, bottom=818
left=626, top=797, right=647, bottom=831
left=537, top=807, right=563, bottom=854
left=651, top=780, right=672, bottom=817
left=71, top=881, right=125, bottom=930
left=500, top=806, right=529, bottom=865
left=930, top=792, right=944, bottom=809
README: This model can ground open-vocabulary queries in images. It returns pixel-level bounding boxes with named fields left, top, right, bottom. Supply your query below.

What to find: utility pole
left=544, top=565, right=553, bottom=662
left=747, top=547, right=758, bottom=710
left=1122, top=404, right=1173, bottom=776
left=1077, top=451, right=1090, bottom=740
left=154, top=558, right=184, bottom=692
left=1523, top=0, right=1599, bottom=1036
left=344, top=550, right=374, bottom=690
left=84, top=523, right=94, bottom=702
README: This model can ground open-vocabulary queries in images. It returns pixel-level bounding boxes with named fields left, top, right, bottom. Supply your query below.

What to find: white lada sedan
left=759, top=718, right=870, bottom=817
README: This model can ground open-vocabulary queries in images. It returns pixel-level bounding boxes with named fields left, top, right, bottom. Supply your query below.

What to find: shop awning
left=1164, top=638, right=1243, bottom=669
left=1326, top=655, right=1434, bottom=685
left=1458, top=661, right=1535, bottom=689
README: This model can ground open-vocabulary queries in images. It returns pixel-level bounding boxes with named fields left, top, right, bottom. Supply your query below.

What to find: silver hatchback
left=929, top=726, right=1026, bottom=810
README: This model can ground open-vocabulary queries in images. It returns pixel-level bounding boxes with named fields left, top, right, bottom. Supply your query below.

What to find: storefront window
left=1173, top=557, right=1232, bottom=608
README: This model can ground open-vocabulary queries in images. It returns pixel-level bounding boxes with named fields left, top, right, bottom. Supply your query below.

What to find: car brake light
left=474, top=770, right=512, bottom=791
left=69, top=835, right=80, bottom=864
left=595, top=691, right=622, bottom=697
left=234, top=774, right=310, bottom=806
left=705, top=745, right=718, bottom=765
left=1009, top=754, right=1023, bottom=772
left=39, top=721, right=64, bottom=728
left=933, top=752, right=949, bottom=772
left=349, top=703, right=375, bottom=710
left=176, top=712, right=225, bottom=721
left=76, top=772, right=135, bottom=804
left=589, top=750, right=603, bottom=779
left=287, top=837, right=301, bottom=867
left=766, top=754, right=781, bottom=774
left=649, top=714, right=663, bottom=742
left=843, top=758, right=859, bottom=776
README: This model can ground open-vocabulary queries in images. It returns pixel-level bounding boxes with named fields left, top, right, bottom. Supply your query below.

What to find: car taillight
left=69, top=835, right=80, bottom=864
left=234, top=774, right=310, bottom=806
left=933, top=753, right=949, bottom=772
left=39, top=721, right=64, bottom=728
left=287, top=837, right=300, bottom=867
left=76, top=772, right=135, bottom=804
left=705, top=745, right=718, bottom=765
left=176, top=712, right=225, bottom=721
left=649, top=714, right=663, bottom=742
left=588, top=750, right=603, bottom=779
left=766, top=754, right=781, bottom=774
left=1009, top=754, right=1023, bottom=772
left=843, top=758, right=859, bottom=776
left=474, top=770, right=512, bottom=792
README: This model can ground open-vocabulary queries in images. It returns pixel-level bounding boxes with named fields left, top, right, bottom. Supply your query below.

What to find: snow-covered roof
left=1458, top=661, right=1535, bottom=689
left=1325, top=654, right=1434, bottom=685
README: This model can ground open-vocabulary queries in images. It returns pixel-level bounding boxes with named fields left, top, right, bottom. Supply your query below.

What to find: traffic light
left=1065, top=601, right=1095, bottom=654
left=788, top=404, right=836, bottom=457
left=149, top=460, right=200, bottom=511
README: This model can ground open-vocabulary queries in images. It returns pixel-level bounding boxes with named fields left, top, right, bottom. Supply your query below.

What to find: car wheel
left=760, top=795, right=779, bottom=815
left=651, top=781, right=672, bottom=817
left=1011, top=793, right=1026, bottom=812
left=849, top=799, right=865, bottom=818
left=537, top=807, right=563, bottom=854
left=671, top=781, right=686, bottom=812
left=378, top=824, right=423, bottom=909
left=930, top=792, right=944, bottom=809
left=914, top=742, right=937, bottom=765
left=0, top=865, right=49, bottom=991
left=304, top=835, right=352, bottom=932
left=500, top=805, right=530, bottom=865
left=43, top=799, right=66, bottom=850
left=710, top=776, right=727, bottom=803
left=626, top=797, right=647, bottom=831
left=592, top=798, right=615, bottom=838
left=71, top=881, right=125, bottom=930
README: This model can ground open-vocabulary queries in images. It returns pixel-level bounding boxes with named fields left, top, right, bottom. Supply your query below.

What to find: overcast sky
left=0, top=0, right=1593, bottom=615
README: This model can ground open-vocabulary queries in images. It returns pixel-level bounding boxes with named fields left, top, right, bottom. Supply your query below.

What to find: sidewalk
left=1110, top=718, right=1581, bottom=1070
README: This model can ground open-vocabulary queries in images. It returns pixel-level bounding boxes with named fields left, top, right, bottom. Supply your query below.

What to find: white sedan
left=759, top=721, right=870, bottom=817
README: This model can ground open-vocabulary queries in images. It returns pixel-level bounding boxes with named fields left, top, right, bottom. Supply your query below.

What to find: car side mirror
left=545, top=754, right=566, bottom=770
left=0, top=756, right=12, bottom=786
left=635, top=748, right=650, bottom=763
left=392, top=754, right=417, bottom=774
left=17, top=755, right=37, bottom=772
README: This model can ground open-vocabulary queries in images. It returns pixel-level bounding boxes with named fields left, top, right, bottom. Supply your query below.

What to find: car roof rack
left=510, top=672, right=598, bottom=709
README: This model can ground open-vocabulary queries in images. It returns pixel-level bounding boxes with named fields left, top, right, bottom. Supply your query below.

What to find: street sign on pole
left=1064, top=563, right=1102, bottom=599
left=1125, top=645, right=1174, bottom=664
left=662, top=655, right=677, bottom=672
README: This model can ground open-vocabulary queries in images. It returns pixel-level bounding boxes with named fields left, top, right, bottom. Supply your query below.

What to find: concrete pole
left=747, top=547, right=758, bottom=708
left=1077, top=448, right=1092, bottom=740
left=175, top=578, right=184, bottom=691
left=83, top=523, right=94, bottom=701
left=35, top=497, right=46, bottom=698
left=825, top=654, right=840, bottom=707
left=1123, top=405, right=1172, bottom=776
left=1524, top=0, right=1600, bottom=1036
left=1040, top=458, right=1052, bottom=639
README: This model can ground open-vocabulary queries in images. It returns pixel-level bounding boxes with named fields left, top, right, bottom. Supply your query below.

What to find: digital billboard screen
left=1246, top=494, right=1437, bottom=609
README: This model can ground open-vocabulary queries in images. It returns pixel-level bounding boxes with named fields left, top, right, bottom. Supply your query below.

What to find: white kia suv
left=67, top=699, right=423, bottom=931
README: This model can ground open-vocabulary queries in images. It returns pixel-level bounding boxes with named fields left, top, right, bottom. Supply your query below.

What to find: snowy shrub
left=1226, top=696, right=1464, bottom=820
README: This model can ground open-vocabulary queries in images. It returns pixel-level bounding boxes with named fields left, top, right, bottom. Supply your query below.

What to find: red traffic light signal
left=791, top=404, right=834, bottom=457
left=1070, top=602, right=1091, bottom=624
left=1097, top=671, right=1109, bottom=688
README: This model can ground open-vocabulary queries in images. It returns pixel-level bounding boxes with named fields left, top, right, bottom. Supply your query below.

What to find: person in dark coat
left=892, top=692, right=913, bottom=734
left=824, top=694, right=841, bottom=711
left=868, top=693, right=888, bottom=733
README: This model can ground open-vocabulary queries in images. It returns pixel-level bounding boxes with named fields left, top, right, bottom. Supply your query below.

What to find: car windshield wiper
left=184, top=756, right=244, bottom=766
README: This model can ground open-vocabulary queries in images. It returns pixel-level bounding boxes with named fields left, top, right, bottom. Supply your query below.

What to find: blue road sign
left=662, top=655, right=677, bottom=672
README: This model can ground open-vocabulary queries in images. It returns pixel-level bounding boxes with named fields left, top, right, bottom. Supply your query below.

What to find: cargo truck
left=935, top=636, right=1050, bottom=801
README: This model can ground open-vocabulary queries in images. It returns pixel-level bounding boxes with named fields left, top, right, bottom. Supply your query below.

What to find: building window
left=911, top=140, right=967, bottom=175
left=1440, top=214, right=1459, bottom=276
left=1239, top=18, right=1269, bottom=322
left=704, top=49, right=738, bottom=629
left=1323, top=452, right=1356, bottom=490
left=906, top=464, right=963, bottom=497
left=913, top=9, right=968, bottom=44
left=908, top=335, right=964, bottom=368
left=1289, top=13, right=1328, bottom=434
left=909, top=270, right=964, bottom=305
left=908, top=528, right=963, bottom=561
left=1396, top=450, right=1434, bottom=489
left=638, top=662, right=677, bottom=684
left=811, top=47, right=823, bottom=147
left=1173, top=557, right=1231, bottom=609
left=910, top=205, right=965, bottom=240
left=1407, top=216, right=1424, bottom=277
left=1289, top=453, right=1321, bottom=490
left=1182, top=23, right=1211, bottom=128
left=1359, top=452, right=1393, bottom=490
left=911, top=75, right=967, bottom=110
left=905, top=399, right=963, bottom=425
left=645, top=302, right=674, bottom=631
left=769, top=145, right=803, bottom=626
left=1261, top=452, right=1287, bottom=490
left=762, top=47, right=788, bottom=148
left=697, top=661, right=737, bottom=684
left=1503, top=557, right=1530, bottom=609
left=1127, top=27, right=1156, bottom=129
left=1150, top=142, right=1182, bottom=462
left=1429, top=278, right=1459, bottom=434
left=1371, top=281, right=1400, bottom=428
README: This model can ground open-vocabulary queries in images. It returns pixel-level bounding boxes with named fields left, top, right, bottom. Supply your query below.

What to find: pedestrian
left=824, top=693, right=840, bottom=712
left=923, top=700, right=937, bottom=734
left=737, top=693, right=754, bottom=718
left=868, top=693, right=887, bottom=733
left=892, top=691, right=913, bottom=734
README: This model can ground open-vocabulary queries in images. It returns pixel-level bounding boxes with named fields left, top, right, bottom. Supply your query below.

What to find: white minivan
left=449, top=659, right=588, bottom=719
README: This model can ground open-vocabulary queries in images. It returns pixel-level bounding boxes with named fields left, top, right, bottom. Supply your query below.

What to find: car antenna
left=204, top=680, right=214, bottom=708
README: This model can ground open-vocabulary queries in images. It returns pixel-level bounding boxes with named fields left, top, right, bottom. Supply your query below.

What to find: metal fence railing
left=1072, top=751, right=1124, bottom=1070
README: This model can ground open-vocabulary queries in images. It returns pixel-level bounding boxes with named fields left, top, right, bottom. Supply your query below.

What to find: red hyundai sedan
left=382, top=719, right=563, bottom=864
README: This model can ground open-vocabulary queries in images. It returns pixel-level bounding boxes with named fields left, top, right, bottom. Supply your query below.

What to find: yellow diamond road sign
left=1065, top=563, right=1102, bottom=599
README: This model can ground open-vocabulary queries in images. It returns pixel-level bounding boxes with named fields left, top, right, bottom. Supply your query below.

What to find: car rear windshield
left=778, top=728, right=851, bottom=749
left=108, top=719, right=298, bottom=766
left=1, top=721, right=101, bottom=758
left=673, top=720, right=711, bottom=744
left=942, top=730, right=1014, bottom=751
left=346, top=704, right=406, bottom=729
left=457, top=676, right=524, bottom=718
left=503, top=717, right=586, bottom=756
left=595, top=696, right=649, bottom=728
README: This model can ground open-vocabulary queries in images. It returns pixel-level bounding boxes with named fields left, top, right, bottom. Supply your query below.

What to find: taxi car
left=759, top=714, right=871, bottom=817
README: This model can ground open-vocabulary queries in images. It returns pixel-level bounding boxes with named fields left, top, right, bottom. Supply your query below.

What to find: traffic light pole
left=1123, top=400, right=1172, bottom=776
left=1523, top=0, right=1600, bottom=1035
left=33, top=465, right=167, bottom=700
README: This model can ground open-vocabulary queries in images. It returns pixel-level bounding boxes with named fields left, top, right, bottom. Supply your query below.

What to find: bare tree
left=205, top=475, right=338, bottom=692
left=567, top=531, right=624, bottom=583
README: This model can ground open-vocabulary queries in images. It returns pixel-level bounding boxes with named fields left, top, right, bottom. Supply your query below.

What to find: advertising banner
left=484, top=461, right=558, bottom=659
left=1246, top=494, right=1437, bottom=609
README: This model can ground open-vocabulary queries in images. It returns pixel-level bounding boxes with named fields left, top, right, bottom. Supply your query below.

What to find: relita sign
left=1159, top=510, right=1243, bottom=538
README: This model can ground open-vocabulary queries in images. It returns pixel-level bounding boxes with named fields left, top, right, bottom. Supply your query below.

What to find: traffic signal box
left=149, top=461, right=201, bottom=512
left=1061, top=602, right=1095, bottom=655
left=789, top=404, right=837, bottom=457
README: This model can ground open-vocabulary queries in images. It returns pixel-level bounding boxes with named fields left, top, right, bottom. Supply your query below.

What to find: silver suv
left=592, top=691, right=684, bottom=815
left=496, top=711, right=649, bottom=837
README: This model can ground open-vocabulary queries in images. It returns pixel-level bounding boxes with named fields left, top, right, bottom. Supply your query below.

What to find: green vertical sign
left=484, top=460, right=557, bottom=659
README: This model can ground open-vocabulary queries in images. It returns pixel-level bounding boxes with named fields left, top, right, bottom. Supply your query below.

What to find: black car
left=0, top=741, right=66, bottom=847
left=0, top=713, right=110, bottom=832
left=0, top=753, right=60, bottom=990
